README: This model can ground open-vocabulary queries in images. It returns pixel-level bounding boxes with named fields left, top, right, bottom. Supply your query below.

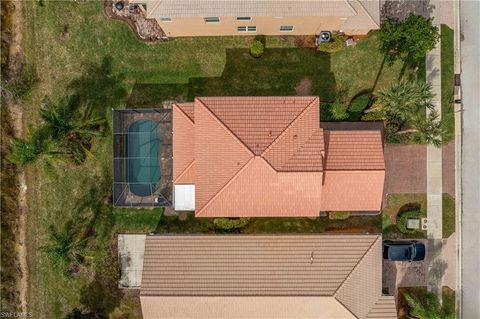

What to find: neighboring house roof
left=173, top=96, right=385, bottom=217
left=142, top=0, right=380, bottom=29
left=140, top=234, right=397, bottom=319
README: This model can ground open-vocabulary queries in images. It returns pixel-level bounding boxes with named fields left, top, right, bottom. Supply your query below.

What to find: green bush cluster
left=329, top=211, right=352, bottom=220
left=317, top=33, right=346, bottom=53
left=361, top=109, right=385, bottom=121
left=213, top=218, right=250, bottom=231
left=348, top=93, right=371, bottom=120
left=250, top=40, right=264, bottom=58
left=396, top=210, right=423, bottom=234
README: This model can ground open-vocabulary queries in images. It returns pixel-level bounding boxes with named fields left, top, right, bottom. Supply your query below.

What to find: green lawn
left=441, top=25, right=455, bottom=139
left=22, top=1, right=420, bottom=318
left=382, top=193, right=455, bottom=239
left=442, top=194, right=455, bottom=238
left=154, top=213, right=381, bottom=234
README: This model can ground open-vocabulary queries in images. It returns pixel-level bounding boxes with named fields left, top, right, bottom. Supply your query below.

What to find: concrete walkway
left=425, top=0, right=443, bottom=297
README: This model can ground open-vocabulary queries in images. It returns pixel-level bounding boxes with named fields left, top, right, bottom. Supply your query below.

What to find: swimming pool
left=127, top=119, right=162, bottom=197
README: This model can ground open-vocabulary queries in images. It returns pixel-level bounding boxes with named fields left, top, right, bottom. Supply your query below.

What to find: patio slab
left=118, top=234, right=146, bottom=288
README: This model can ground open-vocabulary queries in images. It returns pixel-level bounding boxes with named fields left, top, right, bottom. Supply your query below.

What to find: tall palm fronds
left=405, top=291, right=455, bottom=319
left=377, top=80, right=434, bottom=124
left=40, top=96, right=105, bottom=142
left=7, top=127, right=67, bottom=167
left=41, top=221, right=88, bottom=276
left=411, top=110, right=450, bottom=147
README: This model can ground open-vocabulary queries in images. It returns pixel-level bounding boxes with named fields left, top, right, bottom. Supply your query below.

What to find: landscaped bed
left=382, top=193, right=455, bottom=239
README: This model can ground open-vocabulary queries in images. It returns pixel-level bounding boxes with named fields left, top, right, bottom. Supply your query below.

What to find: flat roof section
left=174, top=184, right=195, bottom=211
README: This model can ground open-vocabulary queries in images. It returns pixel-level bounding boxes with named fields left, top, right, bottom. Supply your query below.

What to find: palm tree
left=405, top=291, right=455, bottom=319
left=40, top=96, right=105, bottom=142
left=40, top=96, right=105, bottom=164
left=41, top=221, right=87, bottom=276
left=411, top=110, right=450, bottom=147
left=8, top=127, right=67, bottom=167
left=377, top=80, right=434, bottom=126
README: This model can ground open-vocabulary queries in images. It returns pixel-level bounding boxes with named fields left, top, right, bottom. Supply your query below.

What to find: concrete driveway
left=382, top=234, right=456, bottom=295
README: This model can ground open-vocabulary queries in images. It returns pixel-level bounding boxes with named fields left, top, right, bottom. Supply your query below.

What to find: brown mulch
left=103, top=1, right=167, bottom=42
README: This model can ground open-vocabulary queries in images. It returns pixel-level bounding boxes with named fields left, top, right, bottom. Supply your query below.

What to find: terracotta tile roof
left=199, top=96, right=318, bottom=155
left=140, top=234, right=395, bottom=319
left=172, top=96, right=385, bottom=216
left=324, top=130, right=385, bottom=171
left=321, top=171, right=385, bottom=211
left=198, top=157, right=323, bottom=217
left=262, top=99, right=322, bottom=172
left=194, top=99, right=253, bottom=210
left=177, top=102, right=194, bottom=122
left=172, top=103, right=195, bottom=183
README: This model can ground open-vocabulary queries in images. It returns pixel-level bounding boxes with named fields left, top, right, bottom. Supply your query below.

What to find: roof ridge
left=354, top=0, right=380, bottom=28
left=261, top=97, right=319, bottom=157
left=195, top=157, right=256, bottom=217
left=146, top=0, right=162, bottom=18
left=195, top=97, right=255, bottom=156
left=173, top=103, right=194, bottom=125
left=173, top=159, right=195, bottom=184
left=282, top=128, right=324, bottom=171
left=195, top=98, right=254, bottom=157
left=344, top=0, right=358, bottom=15
left=333, top=235, right=381, bottom=296
left=333, top=235, right=382, bottom=318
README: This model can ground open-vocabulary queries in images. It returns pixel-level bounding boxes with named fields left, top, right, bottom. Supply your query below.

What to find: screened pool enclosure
left=113, top=109, right=172, bottom=207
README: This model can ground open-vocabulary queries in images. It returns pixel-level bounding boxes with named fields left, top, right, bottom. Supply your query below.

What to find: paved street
left=460, top=0, right=480, bottom=318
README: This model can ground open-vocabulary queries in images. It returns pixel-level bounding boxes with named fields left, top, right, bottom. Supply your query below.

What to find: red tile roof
left=172, top=103, right=195, bottom=183
left=172, top=97, right=385, bottom=217
left=324, top=130, right=385, bottom=170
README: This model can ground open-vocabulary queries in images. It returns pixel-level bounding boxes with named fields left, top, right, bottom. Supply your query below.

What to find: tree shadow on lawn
left=68, top=55, right=128, bottom=119
left=127, top=48, right=338, bottom=107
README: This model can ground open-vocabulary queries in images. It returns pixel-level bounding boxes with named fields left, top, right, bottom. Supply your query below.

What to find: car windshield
left=409, top=246, right=415, bottom=259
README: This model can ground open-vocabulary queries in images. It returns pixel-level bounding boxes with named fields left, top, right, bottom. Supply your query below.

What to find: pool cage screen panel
left=113, top=109, right=172, bottom=207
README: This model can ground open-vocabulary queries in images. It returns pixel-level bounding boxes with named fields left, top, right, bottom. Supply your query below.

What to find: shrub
left=318, top=33, right=346, bottom=53
left=361, top=110, right=385, bottom=121
left=361, top=99, right=385, bottom=121
left=327, top=102, right=349, bottom=120
left=396, top=210, right=423, bottom=234
left=213, top=218, right=250, bottom=231
left=349, top=94, right=371, bottom=113
left=250, top=40, right=264, bottom=58
left=329, top=211, right=351, bottom=220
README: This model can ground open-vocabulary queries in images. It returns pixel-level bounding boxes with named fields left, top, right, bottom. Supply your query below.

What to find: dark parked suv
left=383, top=240, right=426, bottom=261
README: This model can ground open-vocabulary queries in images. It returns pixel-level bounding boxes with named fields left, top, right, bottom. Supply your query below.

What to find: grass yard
left=154, top=213, right=381, bottom=234
left=382, top=193, right=455, bottom=239
left=441, top=25, right=455, bottom=139
left=21, top=1, right=420, bottom=318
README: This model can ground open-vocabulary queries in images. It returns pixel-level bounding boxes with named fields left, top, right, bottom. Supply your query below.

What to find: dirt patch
left=294, top=35, right=317, bottom=48
left=2, top=0, right=28, bottom=313
left=295, top=77, right=313, bottom=96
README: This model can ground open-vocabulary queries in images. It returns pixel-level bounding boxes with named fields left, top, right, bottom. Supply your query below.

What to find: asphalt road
left=460, top=0, right=480, bottom=318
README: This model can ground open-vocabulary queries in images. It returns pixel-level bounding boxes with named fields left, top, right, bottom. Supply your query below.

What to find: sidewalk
left=425, top=0, right=443, bottom=297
